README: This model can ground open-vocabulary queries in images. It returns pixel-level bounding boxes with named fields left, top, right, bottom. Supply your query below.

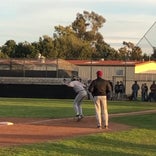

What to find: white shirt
left=68, top=80, right=86, bottom=93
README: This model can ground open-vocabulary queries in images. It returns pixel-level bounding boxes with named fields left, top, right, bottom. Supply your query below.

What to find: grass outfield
left=0, top=98, right=155, bottom=156
left=0, top=98, right=155, bottom=118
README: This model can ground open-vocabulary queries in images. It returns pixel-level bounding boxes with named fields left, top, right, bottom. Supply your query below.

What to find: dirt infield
left=0, top=110, right=155, bottom=147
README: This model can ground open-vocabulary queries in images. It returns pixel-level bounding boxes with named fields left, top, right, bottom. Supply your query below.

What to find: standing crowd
left=110, top=80, right=156, bottom=102
left=131, top=80, right=156, bottom=102
left=114, top=81, right=125, bottom=100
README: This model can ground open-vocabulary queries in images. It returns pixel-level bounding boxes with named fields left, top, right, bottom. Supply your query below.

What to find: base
left=0, top=122, right=14, bottom=125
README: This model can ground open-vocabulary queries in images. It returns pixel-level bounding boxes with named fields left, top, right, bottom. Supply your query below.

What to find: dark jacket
left=88, top=77, right=112, bottom=96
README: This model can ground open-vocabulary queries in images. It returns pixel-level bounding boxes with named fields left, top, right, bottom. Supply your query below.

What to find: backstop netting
left=137, top=21, right=156, bottom=55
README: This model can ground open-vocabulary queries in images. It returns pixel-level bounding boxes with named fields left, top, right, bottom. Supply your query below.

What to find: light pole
left=90, top=41, right=96, bottom=80
left=90, top=58, right=93, bottom=80
left=124, top=54, right=127, bottom=95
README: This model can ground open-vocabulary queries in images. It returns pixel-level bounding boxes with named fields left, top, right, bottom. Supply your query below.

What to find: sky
left=0, top=0, right=156, bottom=54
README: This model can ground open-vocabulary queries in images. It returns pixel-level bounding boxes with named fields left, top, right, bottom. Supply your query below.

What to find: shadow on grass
left=110, top=114, right=156, bottom=130
left=19, top=132, right=156, bottom=156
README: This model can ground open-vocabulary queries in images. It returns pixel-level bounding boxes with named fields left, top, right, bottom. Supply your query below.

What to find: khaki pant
left=93, top=96, right=108, bottom=127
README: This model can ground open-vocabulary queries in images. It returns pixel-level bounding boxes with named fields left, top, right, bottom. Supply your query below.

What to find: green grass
left=111, top=113, right=156, bottom=129
left=0, top=124, right=156, bottom=156
left=0, top=98, right=155, bottom=118
left=0, top=98, right=156, bottom=156
left=0, top=98, right=77, bottom=118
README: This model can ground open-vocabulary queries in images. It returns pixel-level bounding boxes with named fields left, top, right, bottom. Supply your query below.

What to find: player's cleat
left=103, top=125, right=109, bottom=129
left=73, top=114, right=79, bottom=121
left=97, top=125, right=102, bottom=129
left=76, top=115, right=84, bottom=122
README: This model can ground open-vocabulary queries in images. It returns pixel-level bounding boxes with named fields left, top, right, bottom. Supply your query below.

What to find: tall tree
left=151, top=47, right=156, bottom=60
left=53, top=25, right=92, bottom=59
left=38, top=35, right=56, bottom=58
left=72, top=11, right=106, bottom=42
left=71, top=11, right=116, bottom=59
left=118, top=41, right=143, bottom=60
left=15, top=41, right=37, bottom=58
left=1, top=40, right=16, bottom=58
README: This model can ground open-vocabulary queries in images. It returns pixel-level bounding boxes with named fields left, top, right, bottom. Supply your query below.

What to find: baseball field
left=0, top=98, right=156, bottom=156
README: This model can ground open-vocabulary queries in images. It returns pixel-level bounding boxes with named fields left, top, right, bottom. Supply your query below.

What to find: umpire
left=88, top=70, right=112, bottom=129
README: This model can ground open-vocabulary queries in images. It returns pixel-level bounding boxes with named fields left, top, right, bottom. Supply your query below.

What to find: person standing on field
left=149, top=81, right=156, bottom=101
left=88, top=70, right=112, bottom=129
left=66, top=76, right=87, bottom=120
left=114, top=81, right=120, bottom=100
left=131, top=81, right=140, bottom=101
left=119, top=81, right=125, bottom=100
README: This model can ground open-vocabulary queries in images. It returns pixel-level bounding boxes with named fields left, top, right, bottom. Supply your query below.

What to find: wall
left=0, top=84, right=76, bottom=99
left=77, top=65, right=135, bottom=95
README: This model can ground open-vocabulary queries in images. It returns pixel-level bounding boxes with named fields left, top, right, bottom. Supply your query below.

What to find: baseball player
left=66, top=76, right=87, bottom=121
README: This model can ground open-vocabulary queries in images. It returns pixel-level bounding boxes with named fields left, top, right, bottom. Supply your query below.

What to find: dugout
left=0, top=58, right=78, bottom=99
left=0, top=83, right=76, bottom=99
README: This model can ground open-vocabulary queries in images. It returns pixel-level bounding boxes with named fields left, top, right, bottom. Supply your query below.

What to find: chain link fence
left=0, top=58, right=78, bottom=78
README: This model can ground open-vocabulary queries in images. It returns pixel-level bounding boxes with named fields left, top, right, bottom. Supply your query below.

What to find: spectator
left=149, top=81, right=156, bottom=102
left=114, top=81, right=120, bottom=100
left=107, top=81, right=113, bottom=100
left=131, top=81, right=140, bottom=101
left=141, top=83, right=148, bottom=101
left=119, top=81, right=125, bottom=100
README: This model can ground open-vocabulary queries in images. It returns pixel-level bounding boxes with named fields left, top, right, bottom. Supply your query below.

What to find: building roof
left=68, top=60, right=139, bottom=66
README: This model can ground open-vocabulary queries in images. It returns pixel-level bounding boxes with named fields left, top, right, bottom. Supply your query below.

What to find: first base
left=0, top=122, right=14, bottom=125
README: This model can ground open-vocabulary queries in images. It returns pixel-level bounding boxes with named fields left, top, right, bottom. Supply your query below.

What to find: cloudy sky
left=0, top=0, right=156, bottom=53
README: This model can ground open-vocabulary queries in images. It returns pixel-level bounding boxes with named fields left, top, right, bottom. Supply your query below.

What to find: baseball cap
left=96, top=70, right=103, bottom=77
